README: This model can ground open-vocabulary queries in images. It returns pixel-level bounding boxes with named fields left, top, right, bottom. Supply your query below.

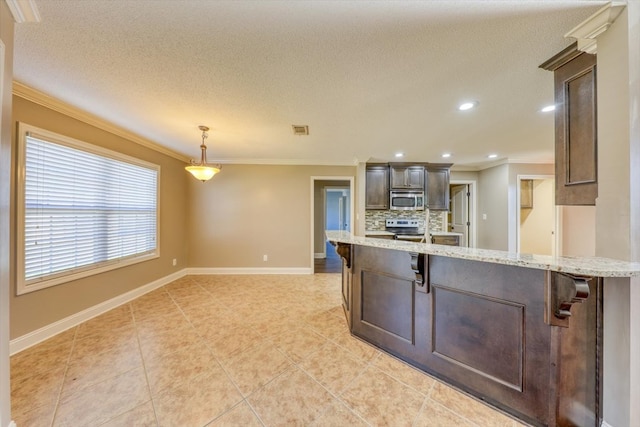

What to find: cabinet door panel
left=351, top=246, right=429, bottom=364
left=390, top=165, right=424, bottom=190
left=407, top=167, right=425, bottom=189
left=426, top=167, right=450, bottom=210
left=361, top=270, right=414, bottom=341
left=566, top=69, right=597, bottom=185
left=553, top=50, right=597, bottom=205
left=390, top=167, right=407, bottom=189
left=427, top=256, right=551, bottom=423
left=431, top=285, right=525, bottom=389
left=365, top=166, right=389, bottom=209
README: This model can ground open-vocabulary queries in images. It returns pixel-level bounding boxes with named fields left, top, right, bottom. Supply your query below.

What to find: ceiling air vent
left=292, top=125, right=309, bottom=135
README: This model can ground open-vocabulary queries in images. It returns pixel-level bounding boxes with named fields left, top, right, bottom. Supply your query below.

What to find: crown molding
left=13, top=82, right=190, bottom=162
left=212, top=158, right=357, bottom=166
left=539, top=42, right=581, bottom=71
left=5, top=0, right=41, bottom=23
left=565, top=2, right=626, bottom=54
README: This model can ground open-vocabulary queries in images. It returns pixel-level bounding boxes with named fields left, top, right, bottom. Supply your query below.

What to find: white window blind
left=17, top=123, right=159, bottom=294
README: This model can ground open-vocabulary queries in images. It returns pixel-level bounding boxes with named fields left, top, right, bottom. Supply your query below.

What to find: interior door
left=450, top=185, right=469, bottom=247
left=340, top=194, right=350, bottom=231
left=338, top=196, right=345, bottom=231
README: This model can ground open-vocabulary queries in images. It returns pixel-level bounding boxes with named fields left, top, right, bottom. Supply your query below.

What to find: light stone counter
left=326, top=230, right=640, bottom=277
left=363, top=230, right=394, bottom=236
left=430, top=231, right=463, bottom=236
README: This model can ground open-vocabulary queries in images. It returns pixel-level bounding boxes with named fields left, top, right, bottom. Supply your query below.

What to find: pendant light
left=185, top=125, right=221, bottom=182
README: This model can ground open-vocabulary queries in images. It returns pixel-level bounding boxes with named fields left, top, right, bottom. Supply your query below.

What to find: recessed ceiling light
left=442, top=153, right=452, bottom=158
left=541, top=105, right=556, bottom=113
left=458, top=101, right=478, bottom=111
left=488, top=154, right=498, bottom=159
left=395, top=152, right=404, bottom=158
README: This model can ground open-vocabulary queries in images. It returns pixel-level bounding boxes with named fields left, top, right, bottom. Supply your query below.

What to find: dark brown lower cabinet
left=351, top=246, right=430, bottom=365
left=345, top=245, right=602, bottom=427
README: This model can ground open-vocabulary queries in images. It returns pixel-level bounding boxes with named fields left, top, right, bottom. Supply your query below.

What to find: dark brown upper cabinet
left=425, top=163, right=452, bottom=210
left=540, top=43, right=597, bottom=206
left=390, top=164, right=425, bottom=190
left=365, top=164, right=390, bottom=210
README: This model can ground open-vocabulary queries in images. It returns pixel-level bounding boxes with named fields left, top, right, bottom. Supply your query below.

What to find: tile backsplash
left=428, top=211, right=446, bottom=232
left=365, top=210, right=445, bottom=232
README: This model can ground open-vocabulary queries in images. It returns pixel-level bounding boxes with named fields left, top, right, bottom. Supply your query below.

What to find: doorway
left=325, top=188, right=350, bottom=232
left=310, top=177, right=354, bottom=273
left=517, top=175, right=556, bottom=255
left=448, top=180, right=477, bottom=247
left=449, top=184, right=470, bottom=247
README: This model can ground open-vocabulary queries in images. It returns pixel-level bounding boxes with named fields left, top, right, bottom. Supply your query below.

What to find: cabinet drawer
left=432, top=235, right=459, bottom=246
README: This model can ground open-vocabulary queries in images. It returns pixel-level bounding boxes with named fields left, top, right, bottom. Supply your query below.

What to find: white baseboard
left=314, top=253, right=326, bottom=259
left=9, top=269, right=187, bottom=355
left=601, top=421, right=614, bottom=427
left=8, top=421, right=16, bottom=427
left=187, top=267, right=313, bottom=275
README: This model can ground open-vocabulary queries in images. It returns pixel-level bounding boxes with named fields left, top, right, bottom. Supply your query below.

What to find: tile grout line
left=410, top=379, right=437, bottom=427
left=295, top=357, right=373, bottom=427
left=130, top=301, right=161, bottom=427
left=48, top=324, right=79, bottom=427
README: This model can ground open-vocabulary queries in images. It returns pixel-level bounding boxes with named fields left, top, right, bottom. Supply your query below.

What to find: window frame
left=16, top=122, right=161, bottom=295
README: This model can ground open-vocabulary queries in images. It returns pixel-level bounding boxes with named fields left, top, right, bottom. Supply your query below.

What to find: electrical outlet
left=172, top=258, right=177, bottom=266
left=482, top=214, right=487, bottom=220
left=263, top=254, right=268, bottom=262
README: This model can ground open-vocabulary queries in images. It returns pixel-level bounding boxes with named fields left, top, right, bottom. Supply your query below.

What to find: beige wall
left=450, top=170, right=479, bottom=182
left=560, top=206, right=595, bottom=257
left=628, top=5, right=640, bottom=422
left=0, top=1, right=15, bottom=423
left=10, top=96, right=190, bottom=338
left=596, top=6, right=640, bottom=425
left=519, top=179, right=553, bottom=255
left=476, top=163, right=554, bottom=251
left=355, top=162, right=367, bottom=236
left=477, top=164, right=509, bottom=250
left=187, top=164, right=355, bottom=269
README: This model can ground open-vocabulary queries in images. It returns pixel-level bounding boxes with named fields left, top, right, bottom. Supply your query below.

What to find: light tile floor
left=11, top=274, right=527, bottom=426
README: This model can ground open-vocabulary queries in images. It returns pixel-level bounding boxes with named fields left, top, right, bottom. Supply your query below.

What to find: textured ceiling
left=13, top=0, right=607, bottom=169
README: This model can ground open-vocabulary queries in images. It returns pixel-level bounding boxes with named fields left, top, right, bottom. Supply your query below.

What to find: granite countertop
left=364, top=230, right=394, bottom=236
left=326, top=230, right=640, bottom=277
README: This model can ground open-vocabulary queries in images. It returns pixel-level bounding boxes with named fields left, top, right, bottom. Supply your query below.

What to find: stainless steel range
left=385, top=219, right=425, bottom=242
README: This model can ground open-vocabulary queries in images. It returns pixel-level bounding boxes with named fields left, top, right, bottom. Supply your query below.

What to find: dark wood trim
left=548, top=272, right=591, bottom=327
left=332, top=242, right=352, bottom=268
left=539, top=42, right=581, bottom=71
left=409, top=252, right=427, bottom=293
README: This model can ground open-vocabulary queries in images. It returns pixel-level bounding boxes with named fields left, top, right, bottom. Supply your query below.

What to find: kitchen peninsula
left=326, top=230, right=640, bottom=427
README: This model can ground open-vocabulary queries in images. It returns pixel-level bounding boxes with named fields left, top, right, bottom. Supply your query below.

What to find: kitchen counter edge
left=326, top=230, right=640, bottom=277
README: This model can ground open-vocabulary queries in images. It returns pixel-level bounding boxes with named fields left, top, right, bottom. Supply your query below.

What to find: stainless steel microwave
left=389, top=191, right=424, bottom=211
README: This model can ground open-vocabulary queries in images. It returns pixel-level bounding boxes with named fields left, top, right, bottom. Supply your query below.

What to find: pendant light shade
left=185, top=125, right=221, bottom=182
left=185, top=164, right=220, bottom=181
